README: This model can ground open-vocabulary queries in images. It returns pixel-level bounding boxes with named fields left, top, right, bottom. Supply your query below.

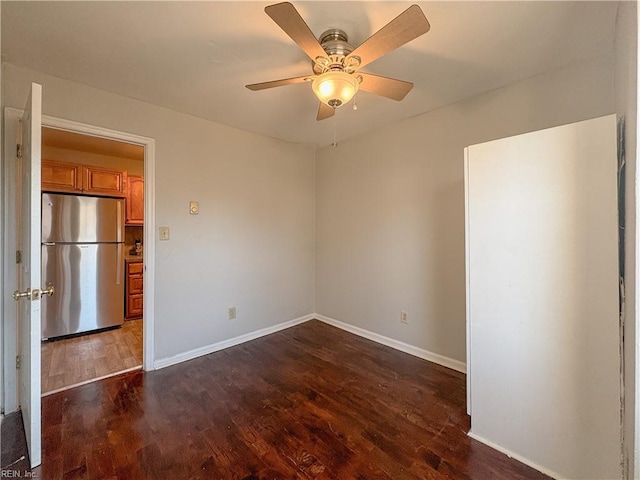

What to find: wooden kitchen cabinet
left=126, top=175, right=144, bottom=225
left=41, top=159, right=83, bottom=193
left=126, top=261, right=143, bottom=319
left=82, top=165, right=127, bottom=197
left=41, top=159, right=126, bottom=197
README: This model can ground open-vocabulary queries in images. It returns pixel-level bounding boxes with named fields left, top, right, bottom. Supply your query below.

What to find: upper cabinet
left=42, top=159, right=126, bottom=197
left=126, top=175, right=144, bottom=225
left=83, top=164, right=127, bottom=197
left=41, top=159, right=83, bottom=193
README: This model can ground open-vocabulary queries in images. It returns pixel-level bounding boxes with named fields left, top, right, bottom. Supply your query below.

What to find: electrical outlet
left=401, top=310, right=409, bottom=324
left=228, top=307, right=237, bottom=320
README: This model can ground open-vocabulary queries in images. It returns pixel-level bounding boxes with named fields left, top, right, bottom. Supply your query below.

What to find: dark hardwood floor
left=1, top=409, right=30, bottom=474
left=4, top=320, right=550, bottom=479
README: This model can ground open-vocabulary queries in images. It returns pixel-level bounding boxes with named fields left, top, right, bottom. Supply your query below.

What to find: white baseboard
left=467, top=431, right=563, bottom=480
left=154, top=314, right=315, bottom=370
left=314, top=314, right=467, bottom=374
left=153, top=313, right=466, bottom=375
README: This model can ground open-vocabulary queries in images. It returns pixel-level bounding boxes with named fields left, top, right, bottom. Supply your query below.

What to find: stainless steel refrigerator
left=41, top=193, right=125, bottom=340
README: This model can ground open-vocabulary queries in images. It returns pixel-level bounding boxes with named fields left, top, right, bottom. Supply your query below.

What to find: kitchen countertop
left=125, top=254, right=143, bottom=263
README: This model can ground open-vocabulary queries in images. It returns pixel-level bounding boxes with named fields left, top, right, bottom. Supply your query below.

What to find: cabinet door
left=128, top=275, right=143, bottom=295
left=82, top=165, right=126, bottom=197
left=42, top=159, right=82, bottom=193
left=126, top=294, right=143, bottom=319
left=128, top=262, right=143, bottom=276
left=126, top=262, right=143, bottom=319
left=126, top=176, right=144, bottom=225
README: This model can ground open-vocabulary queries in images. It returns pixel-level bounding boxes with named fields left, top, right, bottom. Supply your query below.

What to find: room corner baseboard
left=314, top=314, right=467, bottom=374
left=153, top=313, right=466, bottom=375
left=154, top=314, right=315, bottom=370
left=467, top=431, right=563, bottom=480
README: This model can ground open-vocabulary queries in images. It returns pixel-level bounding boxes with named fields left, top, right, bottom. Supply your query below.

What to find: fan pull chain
left=353, top=94, right=358, bottom=111
left=331, top=114, right=338, bottom=147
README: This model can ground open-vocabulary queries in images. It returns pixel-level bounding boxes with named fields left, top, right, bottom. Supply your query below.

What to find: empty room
left=1, top=1, right=638, bottom=479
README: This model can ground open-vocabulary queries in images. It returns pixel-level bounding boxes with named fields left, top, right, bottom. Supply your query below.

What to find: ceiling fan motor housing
left=320, top=29, right=353, bottom=55
left=313, top=29, right=359, bottom=75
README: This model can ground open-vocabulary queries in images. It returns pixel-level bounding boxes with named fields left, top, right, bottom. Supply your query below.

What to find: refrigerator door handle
left=116, top=243, right=123, bottom=286
left=43, top=242, right=55, bottom=246
left=116, top=201, right=124, bottom=243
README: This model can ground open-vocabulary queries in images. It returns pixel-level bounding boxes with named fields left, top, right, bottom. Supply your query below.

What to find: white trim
left=39, top=116, right=152, bottom=148
left=2, top=107, right=156, bottom=412
left=315, top=314, right=467, bottom=374
left=36, top=113, right=157, bottom=374
left=2, top=107, right=22, bottom=413
left=142, top=140, right=156, bottom=371
left=154, top=314, right=315, bottom=370
left=41, top=366, right=142, bottom=397
left=468, top=431, right=563, bottom=480
left=464, top=147, right=472, bottom=416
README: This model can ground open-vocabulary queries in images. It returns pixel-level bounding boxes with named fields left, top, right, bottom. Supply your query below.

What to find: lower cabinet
left=126, top=261, right=143, bottom=319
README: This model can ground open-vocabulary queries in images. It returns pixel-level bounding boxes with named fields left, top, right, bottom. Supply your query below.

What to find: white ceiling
left=2, top=1, right=618, bottom=147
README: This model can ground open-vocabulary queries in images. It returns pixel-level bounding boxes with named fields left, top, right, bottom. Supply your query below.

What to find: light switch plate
left=189, top=201, right=199, bottom=215
left=159, top=226, right=170, bottom=241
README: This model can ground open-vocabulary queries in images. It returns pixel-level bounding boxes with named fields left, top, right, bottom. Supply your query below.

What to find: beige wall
left=2, top=54, right=621, bottom=367
left=316, top=54, right=616, bottom=364
left=2, top=63, right=316, bottom=361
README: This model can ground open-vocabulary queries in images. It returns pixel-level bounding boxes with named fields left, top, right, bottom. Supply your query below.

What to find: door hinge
left=16, top=355, right=21, bottom=370
left=17, top=143, right=22, bottom=159
left=16, top=250, right=22, bottom=264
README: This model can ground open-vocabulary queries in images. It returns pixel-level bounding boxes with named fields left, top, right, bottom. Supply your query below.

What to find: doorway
left=2, top=109, right=156, bottom=413
left=39, top=127, right=145, bottom=395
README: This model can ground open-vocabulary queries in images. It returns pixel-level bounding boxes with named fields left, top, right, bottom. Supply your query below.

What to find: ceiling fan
left=246, top=2, right=430, bottom=121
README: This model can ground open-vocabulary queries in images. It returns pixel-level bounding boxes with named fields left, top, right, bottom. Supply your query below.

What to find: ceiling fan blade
left=347, top=5, right=430, bottom=69
left=265, top=2, right=327, bottom=62
left=317, top=102, right=335, bottom=121
left=358, top=73, right=413, bottom=101
left=246, top=75, right=313, bottom=91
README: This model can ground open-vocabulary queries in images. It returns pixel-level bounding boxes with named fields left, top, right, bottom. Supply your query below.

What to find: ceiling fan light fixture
left=249, top=2, right=430, bottom=120
left=312, top=71, right=359, bottom=109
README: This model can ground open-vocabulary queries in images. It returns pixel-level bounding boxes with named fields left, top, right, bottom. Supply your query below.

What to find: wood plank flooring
left=11, top=320, right=549, bottom=479
left=41, top=319, right=143, bottom=395
left=1, top=410, right=30, bottom=474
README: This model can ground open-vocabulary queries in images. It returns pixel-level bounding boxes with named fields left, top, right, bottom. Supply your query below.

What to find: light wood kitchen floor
left=41, top=319, right=143, bottom=395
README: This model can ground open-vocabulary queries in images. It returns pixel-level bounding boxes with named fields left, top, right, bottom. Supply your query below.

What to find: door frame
left=2, top=108, right=156, bottom=413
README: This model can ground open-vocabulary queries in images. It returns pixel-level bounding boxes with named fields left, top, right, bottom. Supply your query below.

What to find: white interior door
left=465, top=115, right=620, bottom=479
left=15, top=82, right=43, bottom=468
